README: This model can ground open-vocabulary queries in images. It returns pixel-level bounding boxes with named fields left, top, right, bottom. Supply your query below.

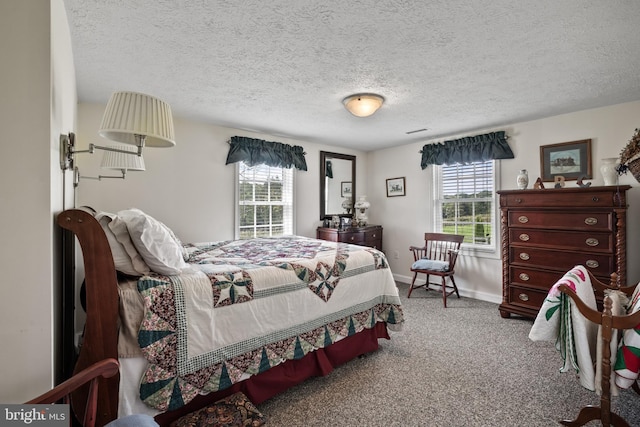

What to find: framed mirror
left=320, top=151, right=356, bottom=220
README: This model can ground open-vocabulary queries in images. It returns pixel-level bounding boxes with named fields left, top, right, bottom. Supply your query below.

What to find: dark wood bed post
left=57, top=209, right=120, bottom=426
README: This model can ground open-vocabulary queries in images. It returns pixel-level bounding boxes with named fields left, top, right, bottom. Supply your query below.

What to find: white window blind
left=434, top=160, right=495, bottom=247
left=236, top=162, right=294, bottom=239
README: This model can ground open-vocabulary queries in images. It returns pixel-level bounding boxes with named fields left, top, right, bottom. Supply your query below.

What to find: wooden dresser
left=316, top=225, right=383, bottom=250
left=497, top=186, right=629, bottom=319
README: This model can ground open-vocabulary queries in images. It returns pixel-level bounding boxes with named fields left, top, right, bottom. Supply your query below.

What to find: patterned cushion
left=169, top=392, right=267, bottom=427
left=411, top=258, right=449, bottom=272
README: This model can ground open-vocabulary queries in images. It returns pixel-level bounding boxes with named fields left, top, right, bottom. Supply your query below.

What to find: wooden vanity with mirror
left=317, top=151, right=383, bottom=250
left=319, top=151, right=356, bottom=221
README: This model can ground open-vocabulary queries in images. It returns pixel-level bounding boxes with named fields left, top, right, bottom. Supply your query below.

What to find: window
left=236, top=162, right=294, bottom=239
left=434, top=160, right=495, bottom=247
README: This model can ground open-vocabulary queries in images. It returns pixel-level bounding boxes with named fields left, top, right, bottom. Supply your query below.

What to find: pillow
left=96, top=212, right=149, bottom=276
left=411, top=258, right=450, bottom=272
left=169, top=392, right=266, bottom=427
left=116, top=208, right=188, bottom=276
left=158, top=219, right=190, bottom=262
left=107, top=214, right=151, bottom=275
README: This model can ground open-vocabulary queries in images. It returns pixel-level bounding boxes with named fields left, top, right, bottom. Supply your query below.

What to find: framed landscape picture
left=386, top=177, right=406, bottom=197
left=341, top=181, right=352, bottom=197
left=540, top=139, right=592, bottom=181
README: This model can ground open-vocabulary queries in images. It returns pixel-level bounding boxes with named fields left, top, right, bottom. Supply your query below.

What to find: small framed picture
left=386, top=177, right=406, bottom=197
left=540, top=139, right=592, bottom=182
left=341, top=181, right=352, bottom=197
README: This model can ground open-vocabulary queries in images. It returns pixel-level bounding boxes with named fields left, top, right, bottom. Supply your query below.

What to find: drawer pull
left=586, top=260, right=600, bottom=269
left=518, top=215, right=529, bottom=223
left=515, top=198, right=523, bottom=204
left=350, top=236, right=355, bottom=241
left=519, top=233, right=530, bottom=241
left=372, top=234, right=377, bottom=238
left=518, top=293, right=529, bottom=302
left=519, top=252, right=530, bottom=261
left=584, top=217, right=598, bottom=226
left=519, top=273, right=530, bottom=281
left=592, top=196, right=600, bottom=202
left=586, top=238, right=599, bottom=247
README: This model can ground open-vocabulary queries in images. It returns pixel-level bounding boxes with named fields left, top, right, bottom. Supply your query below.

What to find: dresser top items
left=498, top=185, right=630, bottom=208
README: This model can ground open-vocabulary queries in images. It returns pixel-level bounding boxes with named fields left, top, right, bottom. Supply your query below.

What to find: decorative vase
left=516, top=169, right=529, bottom=190
left=600, top=158, right=618, bottom=186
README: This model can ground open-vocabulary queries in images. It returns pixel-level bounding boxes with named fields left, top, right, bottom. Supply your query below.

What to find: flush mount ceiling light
left=342, top=93, right=384, bottom=117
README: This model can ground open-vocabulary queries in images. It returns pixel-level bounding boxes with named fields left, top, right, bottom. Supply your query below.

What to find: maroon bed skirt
left=155, top=322, right=390, bottom=426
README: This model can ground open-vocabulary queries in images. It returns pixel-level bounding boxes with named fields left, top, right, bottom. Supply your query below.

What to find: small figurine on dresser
left=576, top=175, right=591, bottom=188
left=553, top=175, right=565, bottom=188
left=533, top=177, right=545, bottom=189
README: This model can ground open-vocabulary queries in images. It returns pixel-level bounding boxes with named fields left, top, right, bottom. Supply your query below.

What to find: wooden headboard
left=57, top=209, right=120, bottom=426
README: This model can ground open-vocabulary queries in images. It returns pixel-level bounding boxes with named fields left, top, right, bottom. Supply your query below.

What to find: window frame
left=235, top=162, right=296, bottom=239
left=433, top=160, right=499, bottom=253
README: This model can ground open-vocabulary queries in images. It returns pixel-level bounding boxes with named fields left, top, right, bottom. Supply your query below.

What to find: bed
left=58, top=208, right=404, bottom=426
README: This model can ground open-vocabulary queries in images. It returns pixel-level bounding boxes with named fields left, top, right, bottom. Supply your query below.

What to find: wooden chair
left=408, top=232, right=464, bottom=307
left=557, top=271, right=640, bottom=427
left=26, top=358, right=120, bottom=427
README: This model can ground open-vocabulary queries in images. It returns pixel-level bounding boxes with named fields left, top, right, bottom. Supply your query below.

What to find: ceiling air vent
left=405, top=128, right=429, bottom=135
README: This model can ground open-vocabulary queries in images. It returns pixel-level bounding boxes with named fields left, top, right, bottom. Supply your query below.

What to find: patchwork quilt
left=530, top=265, right=640, bottom=395
left=134, top=236, right=404, bottom=411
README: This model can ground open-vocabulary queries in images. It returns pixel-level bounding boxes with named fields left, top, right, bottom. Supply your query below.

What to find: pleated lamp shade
left=99, top=91, right=175, bottom=147
left=100, top=145, right=146, bottom=171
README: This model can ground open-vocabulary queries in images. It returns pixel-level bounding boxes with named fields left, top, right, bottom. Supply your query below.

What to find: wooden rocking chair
left=26, top=358, right=119, bottom=427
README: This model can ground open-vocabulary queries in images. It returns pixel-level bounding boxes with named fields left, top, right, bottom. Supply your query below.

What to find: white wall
left=76, top=104, right=368, bottom=242
left=77, top=100, right=640, bottom=307
left=0, top=0, right=76, bottom=403
left=369, top=101, right=640, bottom=303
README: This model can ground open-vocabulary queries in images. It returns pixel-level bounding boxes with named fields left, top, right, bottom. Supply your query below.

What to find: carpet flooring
left=257, top=282, right=640, bottom=426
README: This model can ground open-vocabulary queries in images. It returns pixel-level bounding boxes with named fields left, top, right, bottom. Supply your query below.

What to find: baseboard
left=393, top=273, right=502, bottom=305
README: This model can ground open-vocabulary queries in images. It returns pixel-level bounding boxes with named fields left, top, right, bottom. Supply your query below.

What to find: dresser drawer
left=509, top=229, right=613, bottom=252
left=508, top=211, right=613, bottom=232
left=507, top=285, right=548, bottom=311
left=365, top=239, right=382, bottom=250
left=510, top=246, right=614, bottom=276
left=509, top=266, right=564, bottom=291
left=364, top=228, right=381, bottom=241
left=341, top=231, right=365, bottom=244
left=502, top=190, right=622, bottom=208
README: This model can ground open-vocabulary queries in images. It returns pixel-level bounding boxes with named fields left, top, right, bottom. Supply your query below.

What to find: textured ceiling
left=63, top=0, right=640, bottom=151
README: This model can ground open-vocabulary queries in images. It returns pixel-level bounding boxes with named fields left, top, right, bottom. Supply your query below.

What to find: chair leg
left=407, top=272, right=418, bottom=298
left=450, top=276, right=460, bottom=298
left=441, top=277, right=447, bottom=308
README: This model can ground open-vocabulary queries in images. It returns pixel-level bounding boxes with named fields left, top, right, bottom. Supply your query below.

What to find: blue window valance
left=420, top=131, right=514, bottom=169
left=225, top=136, right=308, bottom=171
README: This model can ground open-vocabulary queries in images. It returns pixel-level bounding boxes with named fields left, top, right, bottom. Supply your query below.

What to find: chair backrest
left=26, top=358, right=120, bottom=427
left=423, top=232, right=464, bottom=263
